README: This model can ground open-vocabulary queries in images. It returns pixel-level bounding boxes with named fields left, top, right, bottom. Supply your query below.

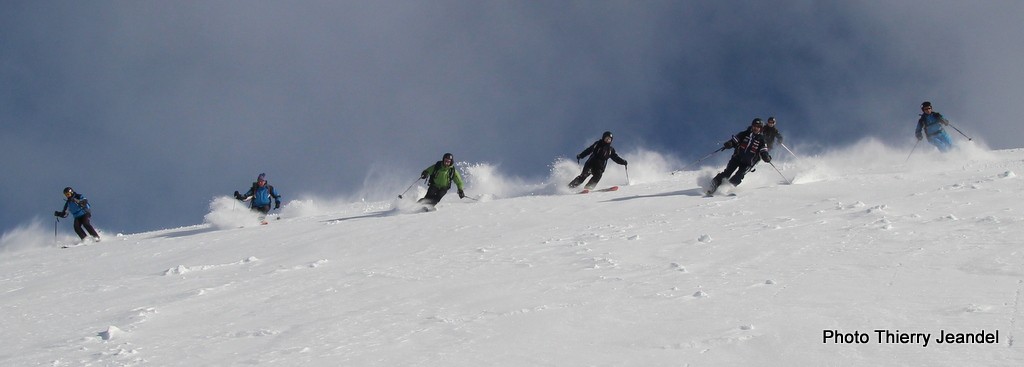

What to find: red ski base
left=579, top=186, right=619, bottom=194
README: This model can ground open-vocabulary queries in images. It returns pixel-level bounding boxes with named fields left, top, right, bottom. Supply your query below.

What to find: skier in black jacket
left=569, top=131, right=627, bottom=190
left=708, top=119, right=771, bottom=195
left=762, top=116, right=784, bottom=151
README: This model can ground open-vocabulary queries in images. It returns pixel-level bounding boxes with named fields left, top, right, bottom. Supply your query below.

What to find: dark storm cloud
left=3, top=1, right=1021, bottom=235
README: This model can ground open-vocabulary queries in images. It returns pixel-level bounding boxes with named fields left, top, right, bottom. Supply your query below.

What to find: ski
left=704, top=183, right=720, bottom=197
left=257, top=214, right=281, bottom=225
left=60, top=237, right=100, bottom=249
left=704, top=188, right=737, bottom=197
left=579, top=186, right=619, bottom=194
left=704, top=181, right=736, bottom=197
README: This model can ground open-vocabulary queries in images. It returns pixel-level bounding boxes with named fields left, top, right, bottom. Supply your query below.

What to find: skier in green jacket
left=418, top=153, right=466, bottom=206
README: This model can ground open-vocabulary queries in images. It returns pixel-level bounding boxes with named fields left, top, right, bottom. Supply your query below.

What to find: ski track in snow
left=1011, top=280, right=1024, bottom=348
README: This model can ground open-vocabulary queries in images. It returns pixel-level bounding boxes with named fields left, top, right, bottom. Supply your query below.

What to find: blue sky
left=3, top=1, right=1022, bottom=236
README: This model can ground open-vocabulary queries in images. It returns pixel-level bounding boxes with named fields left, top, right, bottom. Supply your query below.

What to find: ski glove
left=54, top=211, right=68, bottom=218
left=274, top=200, right=281, bottom=209
left=760, top=152, right=772, bottom=163
left=723, top=140, right=736, bottom=149
left=420, top=173, right=428, bottom=180
left=621, top=160, right=628, bottom=166
left=234, top=191, right=243, bottom=200
left=915, top=132, right=923, bottom=141
left=458, top=189, right=466, bottom=199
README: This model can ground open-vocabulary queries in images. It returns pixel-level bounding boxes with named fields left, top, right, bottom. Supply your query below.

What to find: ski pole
left=398, top=178, right=421, bottom=199
left=680, top=147, right=726, bottom=171
left=947, top=123, right=973, bottom=141
left=54, top=217, right=59, bottom=244
left=905, top=139, right=921, bottom=163
left=779, top=142, right=801, bottom=161
left=624, top=165, right=630, bottom=185
left=768, top=162, right=791, bottom=185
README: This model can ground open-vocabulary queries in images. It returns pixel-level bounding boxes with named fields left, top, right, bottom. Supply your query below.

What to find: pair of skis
left=60, top=237, right=101, bottom=249
left=704, top=181, right=737, bottom=197
left=578, top=186, right=619, bottom=194
left=704, top=189, right=737, bottom=197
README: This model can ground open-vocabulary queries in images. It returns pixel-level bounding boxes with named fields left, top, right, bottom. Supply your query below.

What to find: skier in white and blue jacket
left=54, top=186, right=101, bottom=241
left=916, top=101, right=954, bottom=152
left=234, top=173, right=282, bottom=214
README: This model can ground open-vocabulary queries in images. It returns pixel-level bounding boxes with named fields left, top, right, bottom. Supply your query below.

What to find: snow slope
left=2, top=141, right=1023, bottom=366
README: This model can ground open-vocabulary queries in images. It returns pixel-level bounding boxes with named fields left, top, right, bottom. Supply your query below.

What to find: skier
left=916, top=101, right=954, bottom=152
left=53, top=187, right=101, bottom=242
left=744, top=116, right=784, bottom=165
left=234, top=173, right=282, bottom=215
left=763, top=116, right=784, bottom=151
left=568, top=131, right=628, bottom=190
left=418, top=153, right=465, bottom=207
left=707, top=118, right=772, bottom=195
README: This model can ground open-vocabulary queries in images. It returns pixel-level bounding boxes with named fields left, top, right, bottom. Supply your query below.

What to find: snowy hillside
left=2, top=141, right=1023, bottom=366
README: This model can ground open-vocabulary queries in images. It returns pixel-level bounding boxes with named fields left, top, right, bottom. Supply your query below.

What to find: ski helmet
left=63, top=187, right=74, bottom=196
left=442, top=153, right=454, bottom=161
left=751, top=118, right=764, bottom=127
left=921, top=101, right=932, bottom=108
left=257, top=173, right=266, bottom=182
left=602, top=131, right=613, bottom=139
left=767, top=116, right=776, bottom=124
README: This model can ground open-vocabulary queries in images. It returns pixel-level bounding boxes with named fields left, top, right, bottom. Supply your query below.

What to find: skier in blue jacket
left=916, top=101, right=954, bottom=152
left=234, top=173, right=282, bottom=214
left=54, top=187, right=101, bottom=241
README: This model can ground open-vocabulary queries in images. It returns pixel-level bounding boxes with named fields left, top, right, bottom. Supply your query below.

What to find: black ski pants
left=569, top=165, right=605, bottom=190
left=714, top=156, right=754, bottom=187
left=73, top=213, right=100, bottom=239
left=418, top=185, right=449, bottom=206
left=252, top=204, right=271, bottom=214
